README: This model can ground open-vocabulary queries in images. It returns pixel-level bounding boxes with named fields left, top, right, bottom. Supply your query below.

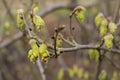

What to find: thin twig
left=37, top=57, right=46, bottom=80
left=117, top=19, right=120, bottom=26
left=0, top=11, right=7, bottom=42
left=54, top=30, right=59, bottom=58
left=69, top=15, right=74, bottom=39
left=60, top=34, right=75, bottom=46
left=58, top=45, right=120, bottom=54
left=2, top=0, right=16, bottom=25
left=22, top=13, right=33, bottom=37
left=95, top=50, right=103, bottom=80
left=113, top=0, right=120, bottom=22
left=105, top=55, right=120, bottom=71
left=38, top=3, right=72, bottom=17
left=0, top=32, right=23, bottom=48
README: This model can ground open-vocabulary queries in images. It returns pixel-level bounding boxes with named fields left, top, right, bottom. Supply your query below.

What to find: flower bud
left=39, top=43, right=47, bottom=54
left=99, top=18, right=108, bottom=37
left=88, top=49, right=99, bottom=62
left=74, top=6, right=86, bottom=22
left=104, top=33, right=113, bottom=49
left=95, top=13, right=104, bottom=27
left=28, top=49, right=38, bottom=63
left=56, top=39, right=62, bottom=47
left=17, top=9, right=25, bottom=31
left=28, top=49, right=33, bottom=58
left=32, top=3, right=39, bottom=14
left=108, top=22, right=117, bottom=34
left=33, top=15, right=45, bottom=30
left=75, top=11, right=85, bottom=22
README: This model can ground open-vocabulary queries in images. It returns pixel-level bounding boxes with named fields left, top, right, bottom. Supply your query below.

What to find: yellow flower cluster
left=74, top=6, right=86, bottom=22
left=94, top=13, right=118, bottom=49
left=32, top=5, right=45, bottom=31
left=28, top=39, right=50, bottom=63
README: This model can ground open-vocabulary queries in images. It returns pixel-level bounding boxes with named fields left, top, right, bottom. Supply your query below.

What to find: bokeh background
left=0, top=0, right=120, bottom=80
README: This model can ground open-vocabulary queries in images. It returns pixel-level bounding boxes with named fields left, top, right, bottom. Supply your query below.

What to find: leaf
left=104, top=34, right=113, bottom=49
left=108, top=22, right=117, bottom=34
left=57, top=69, right=64, bottom=80
left=99, top=18, right=108, bottom=37
left=94, top=13, right=104, bottom=27
left=33, top=15, right=45, bottom=30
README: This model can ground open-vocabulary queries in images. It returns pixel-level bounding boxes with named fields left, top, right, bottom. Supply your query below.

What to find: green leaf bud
left=28, top=49, right=33, bottom=58
left=104, top=33, right=113, bottom=49
left=75, top=11, right=85, bottom=22
left=74, top=6, right=86, bottom=22
left=100, top=18, right=108, bottom=37
left=17, top=9, right=25, bottom=31
left=33, top=15, right=45, bottom=30
left=95, top=13, right=104, bottom=27
left=41, top=50, right=50, bottom=62
left=108, top=22, right=117, bottom=34
left=32, top=3, right=39, bottom=14
left=39, top=43, right=47, bottom=54
left=88, top=49, right=99, bottom=62
left=56, top=39, right=62, bottom=47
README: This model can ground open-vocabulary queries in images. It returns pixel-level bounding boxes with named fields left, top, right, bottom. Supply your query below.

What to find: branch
left=95, top=51, right=103, bottom=80
left=0, top=32, right=23, bottom=48
left=58, top=45, right=120, bottom=54
left=2, top=0, right=16, bottom=25
left=113, top=0, right=120, bottom=22
left=105, top=55, right=120, bottom=71
left=0, top=11, right=7, bottom=42
left=0, top=2, right=97, bottom=49
left=117, top=19, right=120, bottom=26
left=37, top=57, right=46, bottom=80
left=38, top=3, right=72, bottom=17
left=60, top=34, right=75, bottom=46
